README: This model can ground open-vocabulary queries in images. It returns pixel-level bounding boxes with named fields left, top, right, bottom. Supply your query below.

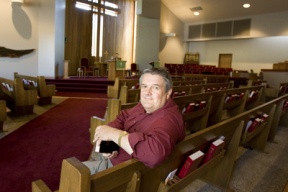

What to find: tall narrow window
left=76, top=0, right=119, bottom=59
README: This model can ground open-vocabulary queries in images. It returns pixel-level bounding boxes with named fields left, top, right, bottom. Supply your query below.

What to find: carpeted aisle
left=0, top=98, right=107, bottom=192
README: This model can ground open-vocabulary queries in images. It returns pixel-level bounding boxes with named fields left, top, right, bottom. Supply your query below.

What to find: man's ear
left=166, top=89, right=172, bottom=99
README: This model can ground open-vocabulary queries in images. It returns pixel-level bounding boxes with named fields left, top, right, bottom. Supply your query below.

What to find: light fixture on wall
left=11, top=0, right=24, bottom=5
left=165, top=33, right=176, bottom=37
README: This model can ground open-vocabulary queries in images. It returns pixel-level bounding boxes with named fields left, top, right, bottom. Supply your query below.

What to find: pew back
left=107, top=78, right=139, bottom=99
left=0, top=77, right=38, bottom=115
left=14, top=72, right=56, bottom=105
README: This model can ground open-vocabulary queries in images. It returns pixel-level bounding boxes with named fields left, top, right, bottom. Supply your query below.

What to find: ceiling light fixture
left=190, top=6, right=203, bottom=16
left=243, top=3, right=250, bottom=8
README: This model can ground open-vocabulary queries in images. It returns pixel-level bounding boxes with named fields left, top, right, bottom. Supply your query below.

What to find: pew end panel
left=90, top=159, right=143, bottom=192
left=37, top=76, right=56, bottom=105
left=119, top=86, right=140, bottom=104
left=107, top=77, right=119, bottom=98
left=278, top=96, right=288, bottom=128
left=107, top=78, right=139, bottom=99
left=206, top=91, right=226, bottom=126
left=90, top=99, right=138, bottom=143
left=268, top=95, right=288, bottom=142
left=58, top=157, right=91, bottom=192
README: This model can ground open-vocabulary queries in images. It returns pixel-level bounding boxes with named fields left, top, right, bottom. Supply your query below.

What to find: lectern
left=106, top=59, right=127, bottom=80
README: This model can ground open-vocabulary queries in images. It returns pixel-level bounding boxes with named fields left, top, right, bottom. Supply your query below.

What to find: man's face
left=140, top=73, right=172, bottom=113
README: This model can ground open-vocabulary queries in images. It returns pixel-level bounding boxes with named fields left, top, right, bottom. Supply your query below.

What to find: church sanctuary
left=1, top=0, right=288, bottom=191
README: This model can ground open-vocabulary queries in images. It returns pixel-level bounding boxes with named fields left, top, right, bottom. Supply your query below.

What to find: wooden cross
left=104, top=51, right=108, bottom=61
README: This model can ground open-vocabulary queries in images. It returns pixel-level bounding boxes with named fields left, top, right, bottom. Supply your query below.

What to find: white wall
left=186, top=11, right=288, bottom=74
left=135, top=16, right=160, bottom=71
left=0, top=0, right=39, bottom=79
left=159, top=4, right=187, bottom=66
left=0, top=0, right=65, bottom=79
left=188, top=36, right=288, bottom=74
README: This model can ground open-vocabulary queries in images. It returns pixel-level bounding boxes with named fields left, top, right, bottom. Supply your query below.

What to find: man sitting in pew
left=83, top=68, right=185, bottom=174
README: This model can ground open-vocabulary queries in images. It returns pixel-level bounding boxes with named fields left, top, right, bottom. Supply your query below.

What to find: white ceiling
left=161, top=0, right=288, bottom=24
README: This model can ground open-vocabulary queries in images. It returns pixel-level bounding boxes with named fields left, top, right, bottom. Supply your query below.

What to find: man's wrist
left=118, top=131, right=128, bottom=147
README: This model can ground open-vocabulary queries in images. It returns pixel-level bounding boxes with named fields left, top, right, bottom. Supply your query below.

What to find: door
left=218, top=54, right=232, bottom=68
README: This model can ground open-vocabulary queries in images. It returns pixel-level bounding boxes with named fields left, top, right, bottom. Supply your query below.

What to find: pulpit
left=106, top=59, right=127, bottom=80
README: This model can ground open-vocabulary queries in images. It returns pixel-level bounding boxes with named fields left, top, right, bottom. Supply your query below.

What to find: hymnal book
left=172, top=92, right=179, bottom=98
left=182, top=102, right=196, bottom=113
left=225, top=95, right=231, bottom=103
left=201, top=138, right=225, bottom=165
left=164, top=168, right=178, bottom=185
left=180, top=91, right=186, bottom=96
left=260, top=113, right=268, bottom=121
left=95, top=141, right=119, bottom=153
left=249, top=90, right=258, bottom=98
left=283, top=101, right=288, bottom=110
left=245, top=118, right=261, bottom=133
left=177, top=150, right=204, bottom=179
left=198, top=100, right=207, bottom=110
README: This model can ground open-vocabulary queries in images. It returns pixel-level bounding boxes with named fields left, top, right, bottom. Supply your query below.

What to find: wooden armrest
left=59, top=157, right=91, bottom=192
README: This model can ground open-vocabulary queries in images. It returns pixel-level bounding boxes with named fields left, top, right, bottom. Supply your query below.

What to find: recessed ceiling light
left=243, top=3, right=250, bottom=8
left=194, top=11, right=200, bottom=16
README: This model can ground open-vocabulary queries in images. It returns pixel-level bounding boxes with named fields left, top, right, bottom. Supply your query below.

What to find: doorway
left=218, top=54, right=232, bottom=68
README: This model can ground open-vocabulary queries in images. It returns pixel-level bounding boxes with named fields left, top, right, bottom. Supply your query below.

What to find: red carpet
left=0, top=98, right=107, bottom=192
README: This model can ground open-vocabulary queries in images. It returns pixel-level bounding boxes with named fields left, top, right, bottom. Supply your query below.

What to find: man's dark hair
left=139, top=68, right=173, bottom=92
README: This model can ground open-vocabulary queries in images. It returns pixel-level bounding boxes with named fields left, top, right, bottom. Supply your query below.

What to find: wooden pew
left=0, top=100, right=7, bottom=131
left=107, top=77, right=206, bottom=99
left=190, top=82, right=233, bottom=94
left=268, top=94, right=288, bottom=142
left=33, top=108, right=244, bottom=192
left=172, top=93, right=212, bottom=133
left=14, top=72, right=56, bottom=105
left=265, top=82, right=288, bottom=101
left=119, top=86, right=140, bottom=104
left=184, top=74, right=230, bottom=84
left=32, top=94, right=286, bottom=192
left=117, top=82, right=233, bottom=105
left=107, top=77, right=139, bottom=99
left=91, top=85, right=265, bottom=142
left=0, top=78, right=38, bottom=115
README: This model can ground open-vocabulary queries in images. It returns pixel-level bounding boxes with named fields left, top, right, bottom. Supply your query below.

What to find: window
left=76, top=0, right=120, bottom=57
